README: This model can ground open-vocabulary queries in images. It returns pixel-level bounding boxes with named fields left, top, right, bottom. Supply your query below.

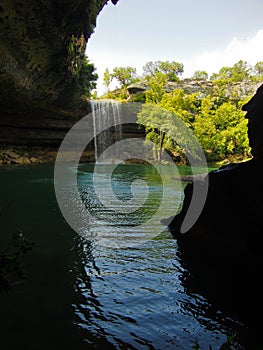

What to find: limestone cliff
left=0, top=0, right=118, bottom=146
left=127, top=79, right=261, bottom=100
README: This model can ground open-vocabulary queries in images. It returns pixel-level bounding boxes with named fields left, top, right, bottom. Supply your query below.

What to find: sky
left=86, top=0, right=263, bottom=96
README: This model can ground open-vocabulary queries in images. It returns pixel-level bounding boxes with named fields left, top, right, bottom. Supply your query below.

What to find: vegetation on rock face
left=102, top=59, right=263, bottom=163
left=65, top=34, right=98, bottom=98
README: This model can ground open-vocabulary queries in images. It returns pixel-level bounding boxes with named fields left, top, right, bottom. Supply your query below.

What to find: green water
left=0, top=163, right=245, bottom=350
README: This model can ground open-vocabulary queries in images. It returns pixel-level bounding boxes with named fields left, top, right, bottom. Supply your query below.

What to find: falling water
left=90, top=100, right=123, bottom=162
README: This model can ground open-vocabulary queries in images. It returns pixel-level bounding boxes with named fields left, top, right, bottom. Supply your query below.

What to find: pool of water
left=0, top=163, right=247, bottom=349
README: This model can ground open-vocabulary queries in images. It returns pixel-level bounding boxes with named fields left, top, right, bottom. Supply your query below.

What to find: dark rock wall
left=0, top=0, right=117, bottom=146
left=168, top=85, right=263, bottom=254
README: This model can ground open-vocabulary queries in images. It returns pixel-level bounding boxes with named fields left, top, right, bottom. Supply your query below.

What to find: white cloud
left=183, top=29, right=263, bottom=78
left=88, top=29, right=263, bottom=96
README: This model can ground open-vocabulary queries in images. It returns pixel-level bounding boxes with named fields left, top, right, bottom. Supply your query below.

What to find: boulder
left=168, top=159, right=263, bottom=257
left=12, top=156, right=31, bottom=164
left=3, top=150, right=20, bottom=159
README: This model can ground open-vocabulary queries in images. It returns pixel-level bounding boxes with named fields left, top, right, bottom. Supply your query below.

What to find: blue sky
left=86, top=0, right=263, bottom=95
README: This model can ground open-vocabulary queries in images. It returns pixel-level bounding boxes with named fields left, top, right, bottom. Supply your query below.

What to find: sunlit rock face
left=127, top=79, right=261, bottom=100
left=0, top=0, right=117, bottom=145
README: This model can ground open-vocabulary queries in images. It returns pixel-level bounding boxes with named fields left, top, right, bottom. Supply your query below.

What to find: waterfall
left=90, top=100, right=123, bottom=163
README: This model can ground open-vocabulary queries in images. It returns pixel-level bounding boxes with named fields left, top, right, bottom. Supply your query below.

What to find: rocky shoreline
left=0, top=146, right=217, bottom=168
left=0, top=146, right=95, bottom=166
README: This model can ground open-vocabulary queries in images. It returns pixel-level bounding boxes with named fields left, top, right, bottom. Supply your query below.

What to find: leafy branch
left=0, top=230, right=34, bottom=292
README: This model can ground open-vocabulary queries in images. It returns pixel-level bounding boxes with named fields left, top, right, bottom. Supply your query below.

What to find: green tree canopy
left=143, top=60, right=184, bottom=82
left=254, top=61, right=263, bottom=76
left=210, top=60, right=252, bottom=82
left=77, top=56, right=98, bottom=97
left=102, top=57, right=255, bottom=163
left=160, top=89, right=200, bottom=126
left=145, top=72, right=168, bottom=104
left=194, top=97, right=250, bottom=160
left=110, top=66, right=138, bottom=87
left=103, top=68, right=111, bottom=90
left=231, top=60, right=252, bottom=81
left=192, top=70, right=208, bottom=81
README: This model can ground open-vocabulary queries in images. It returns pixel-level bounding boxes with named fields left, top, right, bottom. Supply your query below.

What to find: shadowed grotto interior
left=0, top=0, right=118, bottom=146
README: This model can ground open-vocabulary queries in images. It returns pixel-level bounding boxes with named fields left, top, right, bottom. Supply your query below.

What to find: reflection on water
left=76, top=163, right=183, bottom=247
left=0, top=164, right=249, bottom=349
left=72, top=232, right=247, bottom=349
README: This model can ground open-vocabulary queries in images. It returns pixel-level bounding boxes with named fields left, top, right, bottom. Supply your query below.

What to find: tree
left=103, top=68, right=111, bottom=90
left=145, top=72, right=168, bottom=104
left=194, top=98, right=250, bottom=160
left=102, top=58, right=254, bottom=163
left=138, top=88, right=201, bottom=162
left=210, top=60, right=252, bottom=82
left=158, top=61, right=184, bottom=81
left=231, top=60, right=252, bottom=82
left=254, top=61, right=263, bottom=76
left=143, top=61, right=158, bottom=77
left=193, top=95, right=218, bottom=158
left=77, top=56, right=98, bottom=97
left=66, top=35, right=98, bottom=99
left=143, top=60, right=184, bottom=82
left=160, top=89, right=200, bottom=126
left=210, top=66, right=232, bottom=81
left=137, top=104, right=173, bottom=163
left=192, top=70, right=208, bottom=81
left=111, top=66, right=138, bottom=87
